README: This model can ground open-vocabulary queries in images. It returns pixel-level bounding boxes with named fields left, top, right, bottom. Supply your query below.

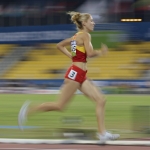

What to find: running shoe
left=97, top=131, right=120, bottom=142
left=18, top=101, right=31, bottom=130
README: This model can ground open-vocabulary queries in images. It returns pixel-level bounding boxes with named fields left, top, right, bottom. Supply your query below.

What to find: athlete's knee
left=102, top=95, right=106, bottom=105
left=95, top=94, right=106, bottom=106
left=56, top=103, right=65, bottom=111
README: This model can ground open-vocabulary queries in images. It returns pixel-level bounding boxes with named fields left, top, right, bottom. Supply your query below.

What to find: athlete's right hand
left=101, top=43, right=108, bottom=56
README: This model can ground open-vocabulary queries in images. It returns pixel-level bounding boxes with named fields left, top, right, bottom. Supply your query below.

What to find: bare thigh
left=57, top=79, right=80, bottom=108
left=78, top=79, right=105, bottom=104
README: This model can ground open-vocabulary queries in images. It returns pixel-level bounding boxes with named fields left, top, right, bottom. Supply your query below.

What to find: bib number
left=68, top=69, right=77, bottom=80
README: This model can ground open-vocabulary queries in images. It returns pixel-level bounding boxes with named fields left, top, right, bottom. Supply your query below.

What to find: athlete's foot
left=18, top=100, right=31, bottom=130
left=97, top=131, right=120, bottom=142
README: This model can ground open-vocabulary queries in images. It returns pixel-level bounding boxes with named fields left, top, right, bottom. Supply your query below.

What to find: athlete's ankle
left=98, top=130, right=106, bottom=136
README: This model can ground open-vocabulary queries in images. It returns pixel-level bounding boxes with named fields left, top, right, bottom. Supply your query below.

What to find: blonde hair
left=67, top=11, right=91, bottom=30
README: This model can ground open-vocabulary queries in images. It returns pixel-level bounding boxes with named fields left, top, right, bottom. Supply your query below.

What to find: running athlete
left=18, top=11, right=120, bottom=141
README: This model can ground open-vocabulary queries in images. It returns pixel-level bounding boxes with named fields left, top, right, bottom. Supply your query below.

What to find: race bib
left=71, top=40, right=76, bottom=56
left=68, top=69, right=77, bottom=80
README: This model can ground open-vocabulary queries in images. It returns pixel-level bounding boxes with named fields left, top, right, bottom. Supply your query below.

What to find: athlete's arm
left=57, top=38, right=72, bottom=59
left=83, top=33, right=108, bottom=58
left=83, top=33, right=101, bottom=58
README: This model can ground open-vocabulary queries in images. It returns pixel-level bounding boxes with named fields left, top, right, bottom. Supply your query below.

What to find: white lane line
left=0, top=138, right=150, bottom=146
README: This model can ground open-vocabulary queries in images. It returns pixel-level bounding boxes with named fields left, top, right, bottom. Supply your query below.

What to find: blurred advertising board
left=0, top=25, right=75, bottom=44
left=0, top=23, right=150, bottom=45
left=0, top=79, right=150, bottom=94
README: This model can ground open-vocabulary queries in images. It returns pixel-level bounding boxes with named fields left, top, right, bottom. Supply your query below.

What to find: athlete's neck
left=78, top=29, right=90, bottom=33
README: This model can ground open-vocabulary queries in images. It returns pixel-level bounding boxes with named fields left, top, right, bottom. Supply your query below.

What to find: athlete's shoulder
left=81, top=32, right=91, bottom=41
left=76, top=32, right=90, bottom=39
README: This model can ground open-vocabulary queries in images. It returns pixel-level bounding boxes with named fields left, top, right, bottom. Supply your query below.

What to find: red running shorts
left=65, top=65, right=87, bottom=84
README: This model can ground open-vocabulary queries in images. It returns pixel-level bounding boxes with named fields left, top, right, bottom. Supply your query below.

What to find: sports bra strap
left=72, top=34, right=77, bottom=41
left=72, top=32, right=83, bottom=41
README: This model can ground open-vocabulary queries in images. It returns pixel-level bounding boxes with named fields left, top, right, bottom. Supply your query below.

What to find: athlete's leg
left=28, top=79, right=80, bottom=114
left=18, top=79, right=80, bottom=130
left=78, top=79, right=106, bottom=134
left=79, top=79, right=120, bottom=141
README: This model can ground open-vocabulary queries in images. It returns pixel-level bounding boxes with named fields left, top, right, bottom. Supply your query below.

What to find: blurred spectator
left=141, top=65, right=150, bottom=80
left=137, top=58, right=150, bottom=64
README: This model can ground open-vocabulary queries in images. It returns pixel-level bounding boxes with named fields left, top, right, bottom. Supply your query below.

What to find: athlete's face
left=84, top=15, right=95, bottom=32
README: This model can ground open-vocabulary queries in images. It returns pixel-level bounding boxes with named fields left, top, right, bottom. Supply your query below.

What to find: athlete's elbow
left=56, top=43, right=61, bottom=49
left=87, top=53, right=94, bottom=58
left=57, top=43, right=64, bottom=50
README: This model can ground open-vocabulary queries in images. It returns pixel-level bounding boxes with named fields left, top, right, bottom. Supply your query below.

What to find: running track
left=0, top=138, right=150, bottom=150
left=0, top=143, right=150, bottom=150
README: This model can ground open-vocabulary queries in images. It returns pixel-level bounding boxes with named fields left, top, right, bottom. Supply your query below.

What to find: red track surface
left=0, top=143, right=150, bottom=150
